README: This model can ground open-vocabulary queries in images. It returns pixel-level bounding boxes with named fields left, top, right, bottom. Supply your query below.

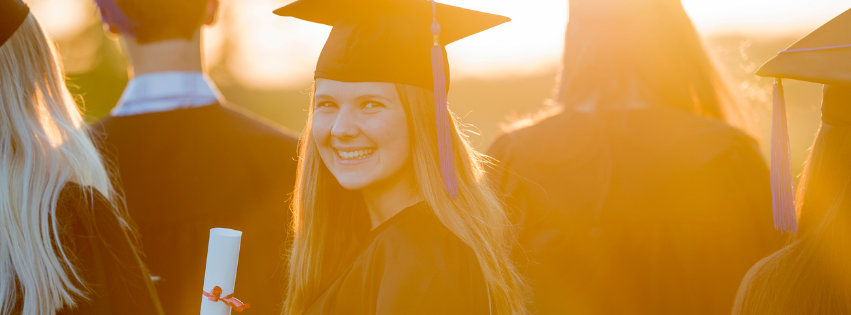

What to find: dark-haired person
left=487, top=0, right=784, bottom=313
left=92, top=0, right=298, bottom=313
left=0, top=1, right=161, bottom=314
left=733, top=9, right=851, bottom=314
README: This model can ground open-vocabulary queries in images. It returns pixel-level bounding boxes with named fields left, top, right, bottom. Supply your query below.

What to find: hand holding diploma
left=200, top=228, right=250, bottom=314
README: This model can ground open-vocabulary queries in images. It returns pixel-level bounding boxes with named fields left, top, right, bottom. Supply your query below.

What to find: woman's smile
left=334, top=147, right=376, bottom=164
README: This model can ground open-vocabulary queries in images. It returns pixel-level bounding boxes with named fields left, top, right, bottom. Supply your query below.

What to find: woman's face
left=312, top=79, right=412, bottom=191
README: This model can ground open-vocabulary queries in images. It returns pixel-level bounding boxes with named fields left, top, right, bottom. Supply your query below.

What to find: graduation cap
left=274, top=0, right=510, bottom=198
left=756, top=7, right=851, bottom=234
left=0, top=0, right=29, bottom=48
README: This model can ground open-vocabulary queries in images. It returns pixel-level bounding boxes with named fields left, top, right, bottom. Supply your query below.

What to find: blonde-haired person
left=733, top=87, right=851, bottom=315
left=274, top=1, right=527, bottom=314
left=0, top=1, right=162, bottom=314
left=487, top=0, right=783, bottom=314
left=733, top=10, right=851, bottom=314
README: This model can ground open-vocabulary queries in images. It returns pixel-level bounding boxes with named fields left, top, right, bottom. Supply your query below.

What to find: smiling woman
left=274, top=0, right=528, bottom=313
left=286, top=78, right=528, bottom=315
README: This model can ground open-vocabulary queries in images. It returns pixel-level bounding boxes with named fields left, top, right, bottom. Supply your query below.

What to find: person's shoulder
left=88, top=115, right=120, bottom=143
left=217, top=103, right=298, bottom=141
left=89, top=115, right=114, bottom=131
left=670, top=109, right=756, bottom=146
left=372, top=203, right=477, bottom=264
left=734, top=242, right=802, bottom=314
left=491, top=106, right=566, bottom=148
left=87, top=113, right=147, bottom=150
left=740, top=244, right=791, bottom=286
left=487, top=107, right=573, bottom=163
left=364, top=203, right=489, bottom=313
left=667, top=110, right=764, bottom=165
left=617, top=109, right=765, bottom=178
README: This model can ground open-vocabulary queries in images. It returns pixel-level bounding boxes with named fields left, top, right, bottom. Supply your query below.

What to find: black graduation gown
left=487, top=107, right=785, bottom=314
left=53, top=183, right=163, bottom=315
left=304, top=202, right=489, bottom=315
left=92, top=103, right=299, bottom=315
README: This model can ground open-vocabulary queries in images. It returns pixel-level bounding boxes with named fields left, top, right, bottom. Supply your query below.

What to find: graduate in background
left=0, top=1, right=162, bottom=314
left=273, top=0, right=527, bottom=314
left=487, top=0, right=784, bottom=313
left=733, top=9, right=851, bottom=314
left=91, top=0, right=299, bottom=313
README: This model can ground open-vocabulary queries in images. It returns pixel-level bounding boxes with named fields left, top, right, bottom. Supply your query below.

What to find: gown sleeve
left=56, top=184, right=164, bottom=315
left=367, top=225, right=490, bottom=315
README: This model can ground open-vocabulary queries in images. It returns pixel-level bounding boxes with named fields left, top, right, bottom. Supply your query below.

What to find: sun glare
left=684, top=0, right=851, bottom=35
left=214, top=0, right=850, bottom=89
left=28, top=0, right=851, bottom=89
left=28, top=0, right=95, bottom=40
left=218, top=0, right=330, bottom=89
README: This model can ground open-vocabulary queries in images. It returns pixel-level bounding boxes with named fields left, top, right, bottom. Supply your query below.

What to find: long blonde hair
left=283, top=83, right=528, bottom=315
left=732, top=122, right=851, bottom=314
left=0, top=14, right=116, bottom=315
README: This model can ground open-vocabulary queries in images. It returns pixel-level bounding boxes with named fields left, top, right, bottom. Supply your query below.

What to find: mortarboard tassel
left=429, top=0, right=459, bottom=199
left=770, top=78, right=797, bottom=233
left=94, top=0, right=138, bottom=37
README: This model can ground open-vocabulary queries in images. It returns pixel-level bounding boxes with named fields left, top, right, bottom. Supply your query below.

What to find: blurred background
left=28, top=0, right=851, bottom=179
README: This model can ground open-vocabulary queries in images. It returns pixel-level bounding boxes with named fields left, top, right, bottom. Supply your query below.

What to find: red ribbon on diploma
left=203, top=286, right=251, bottom=312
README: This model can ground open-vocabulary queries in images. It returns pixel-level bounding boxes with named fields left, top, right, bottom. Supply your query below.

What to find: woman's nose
left=330, top=107, right=359, bottom=139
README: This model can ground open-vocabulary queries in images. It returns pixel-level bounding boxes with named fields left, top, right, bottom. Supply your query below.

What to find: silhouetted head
left=95, top=0, right=218, bottom=44
left=557, top=0, right=737, bottom=123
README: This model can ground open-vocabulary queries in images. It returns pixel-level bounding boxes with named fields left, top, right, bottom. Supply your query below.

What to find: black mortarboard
left=273, top=0, right=508, bottom=91
left=0, top=0, right=29, bottom=48
left=274, top=0, right=509, bottom=198
left=756, top=7, right=851, bottom=234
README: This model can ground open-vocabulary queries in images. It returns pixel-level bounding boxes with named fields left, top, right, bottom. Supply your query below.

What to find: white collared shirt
left=110, top=71, right=224, bottom=117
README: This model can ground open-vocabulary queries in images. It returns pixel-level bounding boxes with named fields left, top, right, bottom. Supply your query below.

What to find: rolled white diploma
left=200, top=228, right=242, bottom=315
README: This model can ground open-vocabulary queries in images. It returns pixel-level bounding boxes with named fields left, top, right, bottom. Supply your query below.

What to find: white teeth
left=336, top=149, right=375, bottom=160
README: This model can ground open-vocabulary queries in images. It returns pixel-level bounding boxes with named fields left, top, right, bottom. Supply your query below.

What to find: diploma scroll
left=200, top=228, right=244, bottom=314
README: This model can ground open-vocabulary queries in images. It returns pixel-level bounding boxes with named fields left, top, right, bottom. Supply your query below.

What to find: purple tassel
left=430, top=1, right=459, bottom=199
left=95, top=0, right=138, bottom=36
left=771, top=79, right=797, bottom=234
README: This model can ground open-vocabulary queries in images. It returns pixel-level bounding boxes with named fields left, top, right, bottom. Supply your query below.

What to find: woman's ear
left=204, top=0, right=219, bottom=26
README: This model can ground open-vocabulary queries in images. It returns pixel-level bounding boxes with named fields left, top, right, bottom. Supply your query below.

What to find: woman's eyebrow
left=356, top=94, right=393, bottom=102
left=314, top=94, right=335, bottom=101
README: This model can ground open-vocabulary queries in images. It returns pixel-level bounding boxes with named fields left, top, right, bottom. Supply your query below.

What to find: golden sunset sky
left=27, top=0, right=851, bottom=88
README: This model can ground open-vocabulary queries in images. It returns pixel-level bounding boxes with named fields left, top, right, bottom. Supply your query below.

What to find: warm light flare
left=28, top=0, right=95, bottom=40
left=35, top=99, right=64, bottom=147
left=29, top=0, right=851, bottom=88
left=218, top=0, right=330, bottom=89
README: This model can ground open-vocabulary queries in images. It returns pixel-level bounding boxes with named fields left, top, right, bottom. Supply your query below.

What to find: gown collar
left=111, top=71, right=223, bottom=117
left=364, top=201, right=430, bottom=244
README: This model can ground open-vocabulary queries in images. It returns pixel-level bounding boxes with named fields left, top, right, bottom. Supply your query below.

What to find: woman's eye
left=363, top=101, right=384, bottom=109
left=315, top=102, right=336, bottom=109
